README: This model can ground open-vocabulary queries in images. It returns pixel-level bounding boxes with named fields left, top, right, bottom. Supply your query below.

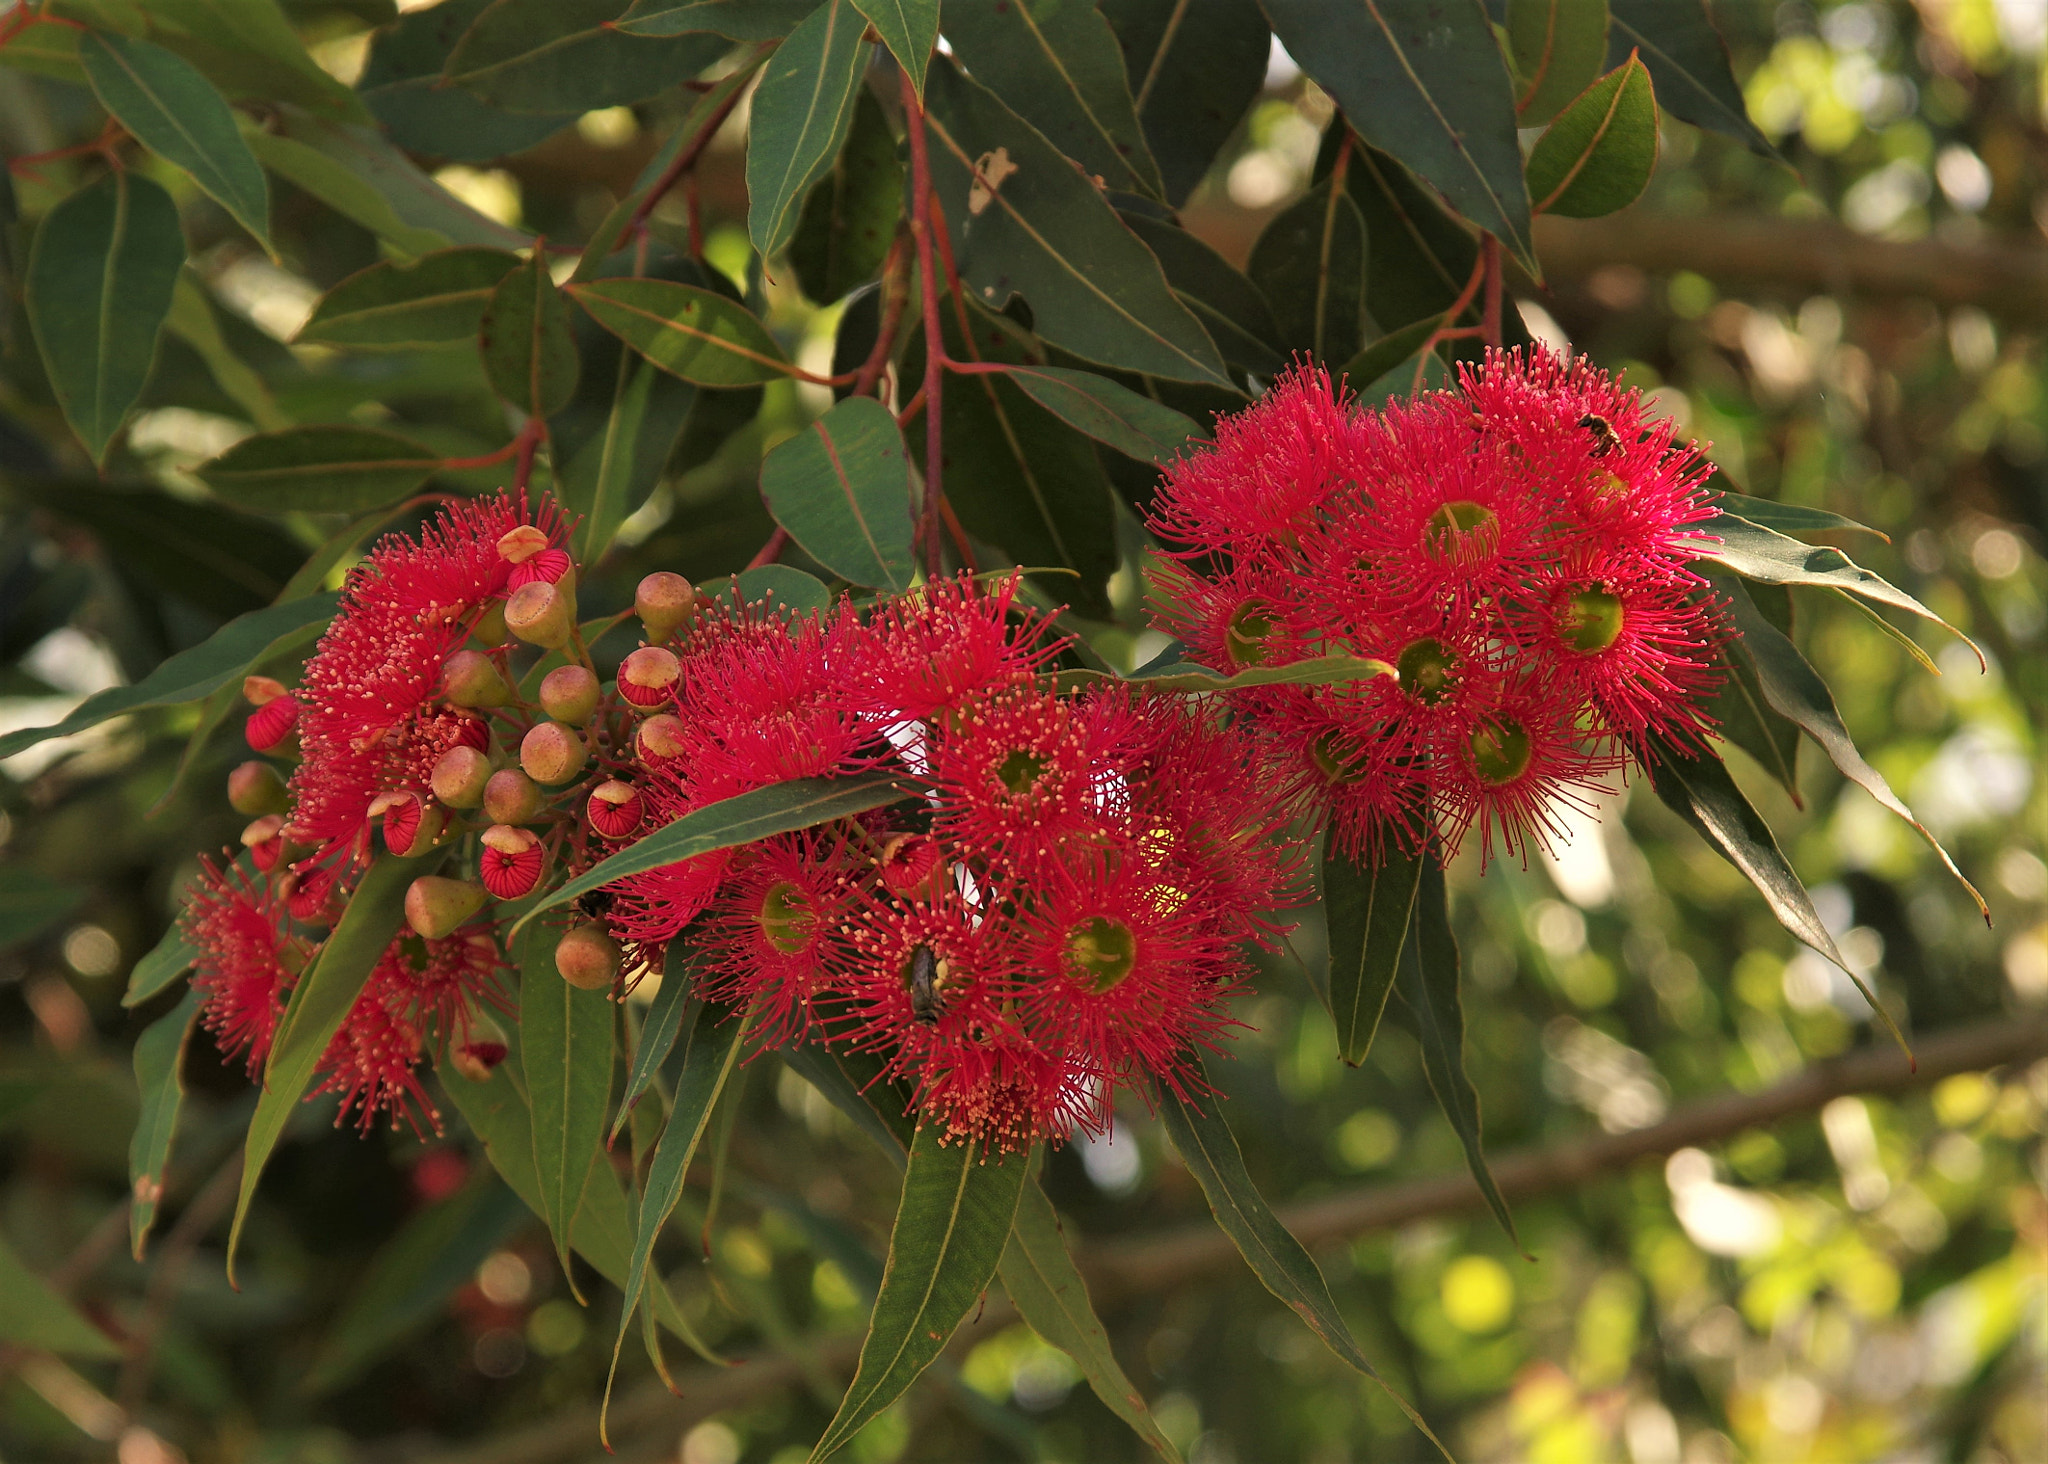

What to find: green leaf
left=1724, top=579, right=1988, bottom=920
left=1341, top=315, right=1443, bottom=393
left=707, top=564, right=840, bottom=616
left=610, top=944, right=697, bottom=1145
left=168, top=271, right=287, bottom=430
left=809, top=1126, right=1030, bottom=1461
left=1504, top=0, right=1610, bottom=124
left=1715, top=492, right=1886, bottom=541
left=128, top=988, right=201, bottom=1261
left=1052, top=652, right=1393, bottom=696
left=359, top=0, right=574, bottom=163
left=998, top=363, right=1205, bottom=464
left=1119, top=211, right=1286, bottom=376
left=81, top=31, right=271, bottom=250
left=567, top=277, right=794, bottom=386
left=0, top=592, right=338, bottom=762
left=746, top=0, right=871, bottom=261
left=779, top=1046, right=917, bottom=1162
left=520, top=923, right=616, bottom=1294
left=0, top=1233, right=119, bottom=1359
left=1526, top=53, right=1657, bottom=218
left=1262, top=0, right=1533, bottom=273
left=921, top=60, right=1230, bottom=387
left=853, top=0, right=938, bottom=99
left=1248, top=176, right=1369, bottom=363
left=89, top=0, right=369, bottom=122
left=1156, top=1071, right=1443, bottom=1457
left=759, top=396, right=919, bottom=592
left=444, top=0, right=732, bottom=112
left=480, top=250, right=581, bottom=418
left=297, top=248, right=523, bottom=350
left=515, top=774, right=915, bottom=931
left=25, top=170, right=184, bottom=463
left=789, top=88, right=904, bottom=307
left=1711, top=618, right=1804, bottom=805
left=942, top=0, right=1164, bottom=198
left=199, top=425, right=442, bottom=513
left=302, top=1174, right=528, bottom=1396
left=227, top=853, right=430, bottom=1282
left=1608, top=0, right=1777, bottom=160
left=1101, top=0, right=1270, bottom=207
left=614, top=0, right=821, bottom=39
left=123, top=927, right=195, bottom=1009
left=1394, top=859, right=1519, bottom=1248
left=1322, top=843, right=1423, bottom=1067
left=0, top=868, right=86, bottom=950
left=1347, top=138, right=1479, bottom=332
left=560, top=350, right=696, bottom=564
left=999, top=1181, right=1182, bottom=1463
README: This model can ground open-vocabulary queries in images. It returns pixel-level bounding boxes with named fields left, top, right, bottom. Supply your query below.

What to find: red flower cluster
left=1147, top=348, right=1729, bottom=865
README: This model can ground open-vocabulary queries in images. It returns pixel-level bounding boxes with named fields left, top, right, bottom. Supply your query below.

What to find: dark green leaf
left=1119, top=212, right=1285, bottom=376
left=1101, top=0, right=1269, bottom=207
left=790, top=88, right=904, bottom=307
left=0, top=868, right=86, bottom=950
left=760, top=396, right=919, bottom=591
left=853, top=0, right=938, bottom=98
left=921, top=59, right=1230, bottom=387
left=779, top=1046, right=916, bottom=1162
left=516, top=774, right=915, bottom=930
left=999, top=1181, right=1182, bottom=1462
left=809, top=1126, right=1030, bottom=1461
left=1341, top=315, right=1443, bottom=393
left=26, top=171, right=184, bottom=463
left=297, top=248, right=524, bottom=350
left=480, top=251, right=581, bottom=418
left=1608, top=0, right=1777, bottom=159
left=1715, top=492, right=1886, bottom=540
left=560, top=351, right=696, bottom=563
left=1157, top=1071, right=1444, bottom=1456
left=81, top=32, right=272, bottom=249
left=0, top=1234, right=119, bottom=1359
left=1052, top=652, right=1392, bottom=696
left=747, top=0, right=870, bottom=261
left=568, top=277, right=794, bottom=386
left=1248, top=176, right=1369, bottom=363
left=360, top=0, right=575, bottom=162
left=1262, top=0, right=1533, bottom=272
left=520, top=923, right=615, bottom=1291
left=124, top=928, right=195, bottom=1009
left=1323, top=843, right=1423, bottom=1067
left=942, top=0, right=1164, bottom=198
left=1394, top=859, right=1518, bottom=1247
left=199, top=425, right=442, bottom=513
left=90, top=0, right=369, bottom=123
left=999, top=363, right=1204, bottom=464
left=129, top=988, right=201, bottom=1261
left=1712, top=621, right=1804, bottom=805
left=0, top=592, right=339, bottom=762
left=610, top=943, right=697, bottom=1145
left=445, top=0, right=732, bottom=112
left=724, top=564, right=838, bottom=615
left=615, top=0, right=822, bottom=39
left=168, top=271, right=287, bottom=429
left=1526, top=54, right=1657, bottom=218
left=1503, top=0, right=1609, bottom=123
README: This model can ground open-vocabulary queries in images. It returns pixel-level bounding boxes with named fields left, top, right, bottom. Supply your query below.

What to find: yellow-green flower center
left=1225, top=600, right=1276, bottom=667
left=1310, top=729, right=1374, bottom=785
left=1396, top=636, right=1460, bottom=704
left=1556, top=588, right=1625, bottom=653
left=1424, top=499, right=1497, bottom=555
left=760, top=880, right=814, bottom=955
left=1465, top=714, right=1533, bottom=787
left=997, top=749, right=1047, bottom=795
left=1064, top=916, right=1137, bottom=993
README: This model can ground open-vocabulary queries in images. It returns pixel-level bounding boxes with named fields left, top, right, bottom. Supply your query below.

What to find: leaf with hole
left=199, top=425, right=443, bottom=513
left=298, top=248, right=523, bottom=350
left=747, top=0, right=871, bottom=261
left=760, top=396, right=919, bottom=592
left=1526, top=54, right=1657, bottom=218
left=1248, top=176, right=1369, bottom=363
left=128, top=988, right=201, bottom=1261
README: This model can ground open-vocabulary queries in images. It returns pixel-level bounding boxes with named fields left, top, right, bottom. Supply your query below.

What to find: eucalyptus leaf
left=199, top=425, right=443, bottom=513
left=1608, top=0, right=1777, bottom=159
left=746, top=0, right=871, bottom=261
left=444, top=0, right=731, bottom=113
left=1525, top=54, right=1658, bottom=218
left=479, top=251, right=581, bottom=418
left=853, top=0, right=938, bottom=99
left=789, top=89, right=904, bottom=307
left=520, top=923, right=615, bottom=1294
left=1248, top=176, right=1369, bottom=363
left=614, top=0, right=822, bottom=39
left=998, top=363, right=1206, bottom=464
left=359, top=0, right=575, bottom=162
left=610, top=943, right=697, bottom=1145
left=297, top=248, right=524, bottom=350
left=567, top=278, right=793, bottom=386
left=1101, top=0, right=1269, bottom=206
left=0, top=868, right=86, bottom=950
left=759, top=396, right=919, bottom=591
left=124, top=928, right=196, bottom=1009
left=1504, top=0, right=1610, bottom=124
left=129, top=988, right=201, bottom=1260
left=1322, top=843, right=1423, bottom=1068
left=0, top=1234, right=119, bottom=1359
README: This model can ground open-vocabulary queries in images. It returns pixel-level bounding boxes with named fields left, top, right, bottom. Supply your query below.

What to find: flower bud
left=539, top=664, right=600, bottom=726
left=484, top=767, right=544, bottom=824
left=242, top=814, right=287, bottom=870
left=286, top=863, right=341, bottom=925
left=878, top=833, right=941, bottom=896
left=441, top=649, right=513, bottom=709
left=405, top=875, right=488, bottom=939
left=555, top=922, right=621, bottom=990
left=520, top=721, right=587, bottom=785
left=505, top=580, right=571, bottom=649
left=371, top=791, right=444, bottom=856
left=245, top=695, right=300, bottom=752
left=243, top=675, right=289, bottom=707
left=586, top=780, right=643, bottom=839
left=479, top=824, right=546, bottom=899
left=497, top=524, right=550, bottom=564
left=228, top=760, right=289, bottom=816
left=472, top=599, right=508, bottom=647
left=636, top=713, right=688, bottom=763
left=450, top=1016, right=510, bottom=1081
left=618, top=645, right=681, bottom=708
left=635, top=572, right=696, bottom=641
left=432, top=745, right=494, bottom=809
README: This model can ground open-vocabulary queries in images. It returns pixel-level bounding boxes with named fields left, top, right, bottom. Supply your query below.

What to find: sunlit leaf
left=746, top=0, right=870, bottom=261
left=1525, top=54, right=1658, bottom=218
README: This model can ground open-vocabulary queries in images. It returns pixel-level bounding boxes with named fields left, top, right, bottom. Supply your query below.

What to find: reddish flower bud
left=242, top=814, right=286, bottom=870
left=245, top=695, right=300, bottom=752
left=618, top=645, right=681, bottom=708
left=479, top=824, right=544, bottom=898
left=405, top=875, right=488, bottom=939
left=228, top=760, right=289, bottom=816
left=441, top=649, right=512, bottom=709
left=286, top=863, right=339, bottom=924
left=510, top=548, right=572, bottom=589
left=539, top=664, right=600, bottom=726
left=371, top=791, right=444, bottom=856
left=431, top=745, right=494, bottom=809
left=242, top=675, right=289, bottom=707
left=635, top=572, right=696, bottom=640
left=505, top=580, right=571, bottom=649
left=636, top=713, right=687, bottom=762
left=484, top=768, right=544, bottom=825
left=586, top=780, right=643, bottom=839
left=520, top=721, right=587, bottom=785
left=450, top=1038, right=510, bottom=1083
left=555, top=922, right=621, bottom=990
left=878, top=833, right=942, bottom=896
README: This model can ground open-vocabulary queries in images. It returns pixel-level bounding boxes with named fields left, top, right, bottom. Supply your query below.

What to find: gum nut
left=432, top=745, right=494, bottom=808
left=404, top=876, right=487, bottom=939
left=442, top=649, right=513, bottom=709
left=636, top=713, right=688, bottom=762
left=539, top=664, right=600, bottom=725
left=227, top=760, right=289, bottom=816
left=375, top=792, right=444, bottom=856
left=242, top=675, right=289, bottom=707
left=484, top=767, right=544, bottom=824
left=618, top=645, right=681, bottom=708
left=635, top=572, right=695, bottom=637
left=520, top=721, right=588, bottom=785
left=555, top=922, right=621, bottom=990
left=497, top=524, right=550, bottom=564
left=505, top=580, right=571, bottom=649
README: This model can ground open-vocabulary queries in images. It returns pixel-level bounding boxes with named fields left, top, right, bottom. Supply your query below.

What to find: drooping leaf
left=852, top=0, right=938, bottom=99
left=123, top=928, right=195, bottom=1009
left=167, top=271, right=287, bottom=429
left=1101, top=0, right=1270, bottom=207
left=1262, top=0, right=1533, bottom=273
left=199, top=425, right=442, bottom=513
left=359, top=0, right=575, bottom=162
left=1119, top=211, right=1286, bottom=376
left=559, top=350, right=696, bottom=564
left=1712, top=618, right=1804, bottom=805
left=0, top=1233, right=119, bottom=1360
left=1322, top=843, right=1423, bottom=1067
left=808, top=1126, right=1030, bottom=1461
left=998, top=363, right=1205, bottom=464
left=790, top=88, right=904, bottom=307
left=942, top=0, right=1165, bottom=198
left=747, top=0, right=871, bottom=261
left=81, top=31, right=272, bottom=250
left=567, top=277, right=794, bottom=386
left=1393, top=859, right=1519, bottom=1247
left=444, top=0, right=732, bottom=112
left=128, top=987, right=201, bottom=1261
left=480, top=250, right=581, bottom=418
left=1248, top=176, right=1369, bottom=364
left=999, top=1180, right=1182, bottom=1463
left=1608, top=0, right=1778, bottom=159
left=0, top=868, right=86, bottom=950
left=1156, top=1072, right=1444, bottom=1457
left=610, top=943, right=698, bottom=1145
left=1052, top=652, right=1392, bottom=696
left=25, top=170, right=184, bottom=463
left=778, top=1045, right=917, bottom=1162
left=1503, top=0, right=1610, bottom=123
left=245, top=128, right=452, bottom=258
left=1715, top=492, right=1886, bottom=540
left=297, top=248, right=524, bottom=350
left=81, top=0, right=369, bottom=122
left=759, top=397, right=918, bottom=591
left=1525, top=54, right=1658, bottom=218
left=614, top=0, right=822, bottom=39
left=921, top=59, right=1230, bottom=388
left=520, top=923, right=615, bottom=1293
left=0, top=592, right=339, bottom=762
